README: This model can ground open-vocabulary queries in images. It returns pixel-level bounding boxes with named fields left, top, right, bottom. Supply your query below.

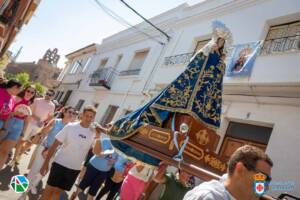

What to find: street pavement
left=0, top=145, right=81, bottom=200
left=0, top=145, right=162, bottom=200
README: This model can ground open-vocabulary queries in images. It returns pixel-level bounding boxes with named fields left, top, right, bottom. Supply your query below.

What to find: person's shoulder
left=33, top=98, right=43, bottom=103
left=165, top=172, right=173, bottom=179
left=69, top=121, right=80, bottom=126
left=54, top=118, right=63, bottom=123
left=65, top=121, right=80, bottom=128
left=184, top=180, right=226, bottom=200
left=184, top=190, right=222, bottom=200
left=164, top=172, right=175, bottom=183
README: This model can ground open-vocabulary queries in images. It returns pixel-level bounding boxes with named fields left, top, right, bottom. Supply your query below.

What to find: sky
left=9, top=0, right=204, bottom=68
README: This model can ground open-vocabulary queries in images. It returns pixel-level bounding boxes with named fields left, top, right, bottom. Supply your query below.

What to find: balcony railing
left=89, top=67, right=117, bottom=89
left=119, top=69, right=141, bottom=76
left=164, top=52, right=194, bottom=66
left=260, top=35, right=300, bottom=55
left=261, top=21, right=300, bottom=55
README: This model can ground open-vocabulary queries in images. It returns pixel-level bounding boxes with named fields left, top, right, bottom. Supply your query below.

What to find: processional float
left=107, top=21, right=232, bottom=180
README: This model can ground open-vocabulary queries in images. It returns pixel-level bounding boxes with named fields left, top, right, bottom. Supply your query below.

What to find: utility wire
left=93, top=0, right=165, bottom=45
left=120, top=0, right=171, bottom=42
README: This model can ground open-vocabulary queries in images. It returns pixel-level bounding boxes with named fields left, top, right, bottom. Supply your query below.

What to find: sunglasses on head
left=45, top=92, right=54, bottom=97
left=67, top=110, right=78, bottom=115
left=26, top=89, right=36, bottom=94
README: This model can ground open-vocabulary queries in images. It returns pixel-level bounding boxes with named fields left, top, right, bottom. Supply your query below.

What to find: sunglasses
left=26, top=90, right=36, bottom=94
left=45, top=92, right=54, bottom=97
left=243, top=163, right=272, bottom=183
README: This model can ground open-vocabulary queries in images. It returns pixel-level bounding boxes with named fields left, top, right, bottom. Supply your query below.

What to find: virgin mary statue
left=107, top=21, right=233, bottom=167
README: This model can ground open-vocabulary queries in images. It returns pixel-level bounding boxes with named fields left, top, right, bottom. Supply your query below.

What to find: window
left=52, top=72, right=60, bottom=79
left=225, top=122, right=272, bottom=144
left=193, top=39, right=210, bottom=53
left=128, top=50, right=149, bottom=70
left=100, top=105, right=119, bottom=125
left=75, top=99, right=85, bottom=111
left=57, top=91, right=64, bottom=102
left=54, top=91, right=60, bottom=100
left=81, top=57, right=92, bottom=72
left=99, top=58, right=108, bottom=69
left=114, top=55, right=122, bottom=69
left=61, top=90, right=72, bottom=106
left=123, top=109, right=132, bottom=116
left=261, top=20, right=300, bottom=55
left=119, top=50, right=149, bottom=76
left=69, top=60, right=83, bottom=74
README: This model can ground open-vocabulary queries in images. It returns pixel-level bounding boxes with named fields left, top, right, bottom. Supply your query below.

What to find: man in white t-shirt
left=183, top=145, right=273, bottom=200
left=39, top=106, right=101, bottom=200
left=13, top=89, right=55, bottom=163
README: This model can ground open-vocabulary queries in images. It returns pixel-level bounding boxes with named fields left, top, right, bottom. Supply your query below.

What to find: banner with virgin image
left=225, top=41, right=262, bottom=77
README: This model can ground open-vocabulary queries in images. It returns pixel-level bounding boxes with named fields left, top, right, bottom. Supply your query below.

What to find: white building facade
left=57, top=0, right=300, bottom=197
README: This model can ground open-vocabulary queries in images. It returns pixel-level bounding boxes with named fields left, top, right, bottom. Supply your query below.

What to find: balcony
left=89, top=67, right=117, bottom=89
left=119, top=69, right=141, bottom=76
left=164, top=52, right=194, bottom=66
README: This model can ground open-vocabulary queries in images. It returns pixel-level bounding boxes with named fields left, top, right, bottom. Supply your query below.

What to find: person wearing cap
left=70, top=137, right=117, bottom=200
left=152, top=162, right=193, bottom=200
left=96, top=154, right=132, bottom=200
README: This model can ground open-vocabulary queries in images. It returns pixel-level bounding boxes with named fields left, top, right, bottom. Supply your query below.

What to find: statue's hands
left=212, top=44, right=218, bottom=51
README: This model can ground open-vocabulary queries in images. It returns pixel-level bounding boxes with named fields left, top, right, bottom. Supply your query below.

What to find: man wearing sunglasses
left=12, top=89, right=56, bottom=164
left=184, top=145, right=273, bottom=200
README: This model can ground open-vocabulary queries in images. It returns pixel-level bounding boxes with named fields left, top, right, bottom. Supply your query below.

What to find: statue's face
left=217, top=38, right=225, bottom=48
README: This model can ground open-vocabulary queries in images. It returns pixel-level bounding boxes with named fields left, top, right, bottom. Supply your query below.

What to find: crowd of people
left=0, top=78, right=274, bottom=200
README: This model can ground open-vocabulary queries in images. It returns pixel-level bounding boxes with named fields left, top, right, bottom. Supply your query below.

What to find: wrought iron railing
left=89, top=67, right=118, bottom=89
left=119, top=69, right=141, bottom=76
left=164, top=52, right=194, bottom=66
left=261, top=21, right=300, bottom=55
left=261, top=35, right=300, bottom=55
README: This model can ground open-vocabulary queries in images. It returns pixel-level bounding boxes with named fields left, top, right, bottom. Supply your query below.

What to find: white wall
left=66, top=90, right=95, bottom=110
left=151, top=0, right=300, bottom=87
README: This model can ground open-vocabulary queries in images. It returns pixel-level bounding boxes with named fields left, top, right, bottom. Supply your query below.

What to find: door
left=100, top=105, right=119, bottom=125
left=220, top=137, right=267, bottom=161
left=61, top=90, right=72, bottom=106
left=220, top=121, right=272, bottom=161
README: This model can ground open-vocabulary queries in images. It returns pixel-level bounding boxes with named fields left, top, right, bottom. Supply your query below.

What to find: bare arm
left=22, top=116, right=30, bottom=133
left=29, top=102, right=40, bottom=121
left=40, top=139, right=62, bottom=176
left=153, top=163, right=168, bottom=184
left=40, top=119, right=55, bottom=137
left=92, top=138, right=102, bottom=156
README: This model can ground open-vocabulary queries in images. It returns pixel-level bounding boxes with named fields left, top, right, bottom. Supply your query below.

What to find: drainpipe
left=141, top=41, right=168, bottom=100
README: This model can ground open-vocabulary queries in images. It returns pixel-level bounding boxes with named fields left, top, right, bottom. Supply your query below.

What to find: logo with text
left=10, top=175, right=29, bottom=193
left=253, top=173, right=267, bottom=196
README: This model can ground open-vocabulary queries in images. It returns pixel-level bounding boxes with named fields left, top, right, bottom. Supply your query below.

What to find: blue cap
left=102, top=138, right=114, bottom=155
